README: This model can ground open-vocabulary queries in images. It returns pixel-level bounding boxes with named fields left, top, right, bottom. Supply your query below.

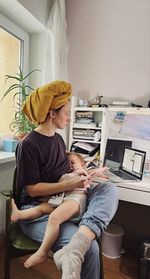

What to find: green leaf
left=12, top=92, right=20, bottom=103
left=23, top=69, right=41, bottom=80
left=1, top=84, right=20, bottom=101
left=2, top=66, right=39, bottom=135
left=5, top=75, right=21, bottom=82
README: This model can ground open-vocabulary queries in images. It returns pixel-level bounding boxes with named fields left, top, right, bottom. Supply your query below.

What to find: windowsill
left=0, top=151, right=15, bottom=165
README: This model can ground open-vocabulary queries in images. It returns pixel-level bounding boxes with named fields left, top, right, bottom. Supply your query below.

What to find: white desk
left=94, top=175, right=150, bottom=206
left=117, top=176, right=150, bottom=206
left=0, top=151, right=15, bottom=165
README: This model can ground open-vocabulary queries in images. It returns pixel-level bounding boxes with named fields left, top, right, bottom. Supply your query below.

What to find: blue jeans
left=20, top=182, right=118, bottom=279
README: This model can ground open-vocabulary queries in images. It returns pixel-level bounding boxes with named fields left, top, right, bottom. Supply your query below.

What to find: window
left=0, top=28, right=21, bottom=136
left=0, top=12, right=29, bottom=137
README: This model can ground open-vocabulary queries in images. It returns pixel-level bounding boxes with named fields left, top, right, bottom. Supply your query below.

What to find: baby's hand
left=84, top=172, right=97, bottom=188
left=94, top=167, right=109, bottom=179
left=88, top=167, right=109, bottom=179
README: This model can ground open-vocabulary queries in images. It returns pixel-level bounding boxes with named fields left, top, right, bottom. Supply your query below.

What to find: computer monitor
left=104, top=138, right=132, bottom=169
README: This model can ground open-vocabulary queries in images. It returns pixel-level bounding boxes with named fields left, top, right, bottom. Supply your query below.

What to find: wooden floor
left=103, top=253, right=138, bottom=279
left=0, top=249, right=138, bottom=279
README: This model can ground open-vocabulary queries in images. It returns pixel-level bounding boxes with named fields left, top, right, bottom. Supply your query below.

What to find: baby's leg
left=24, top=200, right=80, bottom=268
left=11, top=199, right=54, bottom=222
left=54, top=195, right=89, bottom=278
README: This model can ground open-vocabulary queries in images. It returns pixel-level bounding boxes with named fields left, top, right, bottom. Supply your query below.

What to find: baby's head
left=67, top=152, right=86, bottom=172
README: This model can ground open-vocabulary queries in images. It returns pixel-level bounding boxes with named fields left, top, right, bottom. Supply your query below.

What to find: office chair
left=1, top=166, right=40, bottom=279
left=1, top=167, right=104, bottom=279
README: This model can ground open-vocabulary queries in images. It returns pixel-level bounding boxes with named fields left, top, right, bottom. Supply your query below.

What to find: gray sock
left=54, top=232, right=91, bottom=279
left=66, top=231, right=91, bottom=254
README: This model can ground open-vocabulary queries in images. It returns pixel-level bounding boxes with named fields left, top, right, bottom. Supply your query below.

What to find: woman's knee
left=88, top=182, right=119, bottom=206
left=104, top=182, right=119, bottom=196
left=102, top=182, right=119, bottom=211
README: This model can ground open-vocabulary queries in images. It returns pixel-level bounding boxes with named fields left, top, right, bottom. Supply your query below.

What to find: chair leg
left=99, top=237, right=104, bottom=279
left=100, top=249, right=104, bottom=279
left=4, top=247, right=11, bottom=279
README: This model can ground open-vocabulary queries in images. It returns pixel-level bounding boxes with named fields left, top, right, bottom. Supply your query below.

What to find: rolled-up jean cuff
left=79, top=220, right=101, bottom=238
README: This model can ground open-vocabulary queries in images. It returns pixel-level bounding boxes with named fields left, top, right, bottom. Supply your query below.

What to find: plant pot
left=3, top=139, right=20, bottom=152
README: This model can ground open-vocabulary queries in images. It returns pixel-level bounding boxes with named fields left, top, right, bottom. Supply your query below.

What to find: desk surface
left=0, top=151, right=15, bottom=164
left=94, top=175, right=150, bottom=206
left=117, top=176, right=150, bottom=206
left=118, top=176, right=150, bottom=192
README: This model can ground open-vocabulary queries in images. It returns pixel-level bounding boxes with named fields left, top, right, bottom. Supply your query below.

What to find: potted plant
left=1, top=67, right=39, bottom=152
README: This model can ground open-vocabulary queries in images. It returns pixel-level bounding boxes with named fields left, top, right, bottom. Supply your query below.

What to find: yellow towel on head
left=22, top=80, right=72, bottom=124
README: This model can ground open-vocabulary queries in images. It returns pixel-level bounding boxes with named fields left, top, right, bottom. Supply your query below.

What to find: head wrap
left=22, top=80, right=72, bottom=124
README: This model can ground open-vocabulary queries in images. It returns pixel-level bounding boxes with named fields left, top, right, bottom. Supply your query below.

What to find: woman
left=16, top=80, right=118, bottom=279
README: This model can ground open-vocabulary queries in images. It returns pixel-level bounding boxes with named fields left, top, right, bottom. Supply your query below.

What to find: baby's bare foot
left=11, top=199, right=21, bottom=222
left=24, top=250, right=48, bottom=268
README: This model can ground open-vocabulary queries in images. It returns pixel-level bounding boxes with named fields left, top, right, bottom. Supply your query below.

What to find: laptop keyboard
left=111, top=170, right=137, bottom=180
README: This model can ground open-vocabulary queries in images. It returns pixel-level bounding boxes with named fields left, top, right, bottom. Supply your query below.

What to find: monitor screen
left=122, top=147, right=146, bottom=178
left=104, top=138, right=132, bottom=168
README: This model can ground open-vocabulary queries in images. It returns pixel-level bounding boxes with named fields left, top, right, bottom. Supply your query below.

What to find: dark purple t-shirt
left=16, top=131, right=70, bottom=206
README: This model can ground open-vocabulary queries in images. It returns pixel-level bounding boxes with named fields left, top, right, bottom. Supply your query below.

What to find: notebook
left=106, top=147, right=146, bottom=183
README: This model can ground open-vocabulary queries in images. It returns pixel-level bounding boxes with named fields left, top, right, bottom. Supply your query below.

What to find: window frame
left=0, top=12, right=29, bottom=75
left=0, top=12, right=30, bottom=137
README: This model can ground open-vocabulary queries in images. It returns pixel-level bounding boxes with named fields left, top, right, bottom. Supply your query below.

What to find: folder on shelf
left=70, top=141, right=100, bottom=156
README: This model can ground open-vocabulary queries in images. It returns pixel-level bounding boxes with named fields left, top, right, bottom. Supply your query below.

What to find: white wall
left=66, top=0, right=150, bottom=107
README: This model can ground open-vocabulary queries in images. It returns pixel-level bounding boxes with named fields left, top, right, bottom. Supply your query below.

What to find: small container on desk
left=3, top=139, right=19, bottom=153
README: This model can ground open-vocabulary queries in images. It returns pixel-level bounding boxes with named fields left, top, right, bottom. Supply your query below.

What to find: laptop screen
left=122, top=147, right=146, bottom=179
left=104, top=138, right=132, bottom=169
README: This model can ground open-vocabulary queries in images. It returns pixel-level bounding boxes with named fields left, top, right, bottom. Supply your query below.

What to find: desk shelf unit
left=68, top=97, right=108, bottom=166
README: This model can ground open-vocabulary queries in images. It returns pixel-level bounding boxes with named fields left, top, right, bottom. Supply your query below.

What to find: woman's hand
left=65, top=172, right=90, bottom=190
left=73, top=169, right=88, bottom=176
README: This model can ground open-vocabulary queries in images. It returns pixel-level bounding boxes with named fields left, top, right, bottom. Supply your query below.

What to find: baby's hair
left=66, top=152, right=85, bottom=166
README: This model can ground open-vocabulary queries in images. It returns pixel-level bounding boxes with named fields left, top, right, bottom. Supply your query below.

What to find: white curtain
left=43, top=0, right=68, bottom=83
left=28, top=1, right=69, bottom=143
left=43, top=0, right=69, bottom=143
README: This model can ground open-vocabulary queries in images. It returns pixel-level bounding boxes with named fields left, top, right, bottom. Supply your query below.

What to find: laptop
left=103, top=138, right=132, bottom=169
left=106, top=147, right=146, bottom=183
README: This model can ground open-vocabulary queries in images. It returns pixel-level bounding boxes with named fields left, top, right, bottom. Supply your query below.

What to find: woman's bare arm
left=26, top=174, right=88, bottom=197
